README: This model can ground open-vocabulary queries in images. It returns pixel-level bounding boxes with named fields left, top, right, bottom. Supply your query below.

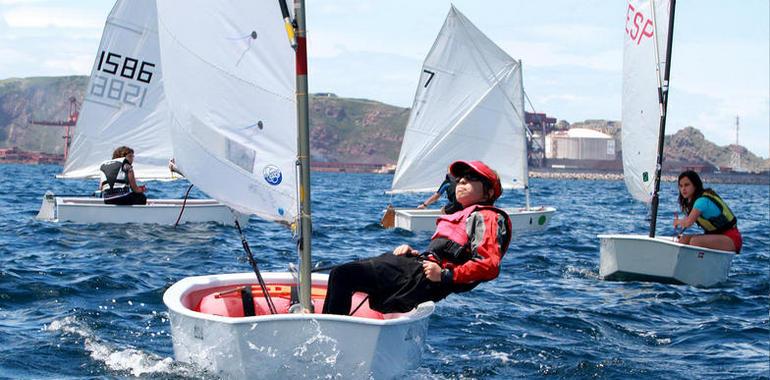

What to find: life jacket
left=99, top=158, right=131, bottom=199
left=691, top=191, right=737, bottom=234
left=428, top=204, right=512, bottom=266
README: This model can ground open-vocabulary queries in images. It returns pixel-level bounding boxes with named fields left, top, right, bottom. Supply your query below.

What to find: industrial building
left=545, top=128, right=616, bottom=161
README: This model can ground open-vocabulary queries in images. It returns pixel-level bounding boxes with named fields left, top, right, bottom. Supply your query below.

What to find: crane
left=29, top=96, right=80, bottom=162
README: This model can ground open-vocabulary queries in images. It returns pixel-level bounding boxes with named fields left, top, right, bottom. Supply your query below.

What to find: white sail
left=390, top=6, right=527, bottom=194
left=156, top=0, right=297, bottom=222
left=622, top=0, right=672, bottom=203
left=61, top=0, right=174, bottom=180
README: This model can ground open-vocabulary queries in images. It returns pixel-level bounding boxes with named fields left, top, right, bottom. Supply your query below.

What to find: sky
left=0, top=0, right=768, bottom=158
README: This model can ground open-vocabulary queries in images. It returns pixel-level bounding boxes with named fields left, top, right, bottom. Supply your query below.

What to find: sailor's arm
left=127, top=167, right=145, bottom=193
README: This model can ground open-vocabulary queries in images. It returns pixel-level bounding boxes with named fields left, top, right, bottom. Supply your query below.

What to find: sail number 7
left=625, top=3, right=654, bottom=46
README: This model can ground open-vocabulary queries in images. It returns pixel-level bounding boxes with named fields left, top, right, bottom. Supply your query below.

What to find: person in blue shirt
left=673, top=170, right=742, bottom=253
left=417, top=170, right=463, bottom=214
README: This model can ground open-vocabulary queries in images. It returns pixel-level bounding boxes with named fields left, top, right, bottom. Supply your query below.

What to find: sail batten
left=391, top=7, right=528, bottom=194
left=61, top=0, right=175, bottom=181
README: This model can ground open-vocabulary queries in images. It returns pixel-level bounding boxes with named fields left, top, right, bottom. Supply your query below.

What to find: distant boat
left=159, top=1, right=434, bottom=378
left=35, top=0, right=243, bottom=225
left=598, top=0, right=735, bottom=287
left=383, top=6, right=555, bottom=233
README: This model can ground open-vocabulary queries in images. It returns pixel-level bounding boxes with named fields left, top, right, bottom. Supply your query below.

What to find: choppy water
left=0, top=163, right=767, bottom=379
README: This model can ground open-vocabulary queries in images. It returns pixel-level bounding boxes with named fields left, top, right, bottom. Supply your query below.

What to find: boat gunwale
left=394, top=205, right=556, bottom=217
left=55, top=197, right=226, bottom=207
left=597, top=234, right=737, bottom=255
left=164, top=272, right=436, bottom=326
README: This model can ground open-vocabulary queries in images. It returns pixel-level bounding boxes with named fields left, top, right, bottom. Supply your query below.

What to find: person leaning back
left=323, top=160, right=512, bottom=315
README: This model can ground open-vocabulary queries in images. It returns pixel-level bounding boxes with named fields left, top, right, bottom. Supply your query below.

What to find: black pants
left=322, top=253, right=452, bottom=315
left=104, top=192, right=147, bottom=205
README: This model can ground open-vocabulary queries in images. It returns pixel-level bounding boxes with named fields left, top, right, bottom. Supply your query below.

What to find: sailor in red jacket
left=323, top=160, right=512, bottom=315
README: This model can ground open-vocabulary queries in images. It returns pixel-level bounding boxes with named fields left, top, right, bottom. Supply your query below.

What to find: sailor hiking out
left=324, top=160, right=512, bottom=315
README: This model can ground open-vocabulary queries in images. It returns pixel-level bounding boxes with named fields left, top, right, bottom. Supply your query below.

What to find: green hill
left=0, top=76, right=767, bottom=170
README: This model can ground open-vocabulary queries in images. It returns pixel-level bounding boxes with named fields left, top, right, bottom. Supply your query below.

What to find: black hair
left=677, top=170, right=705, bottom=213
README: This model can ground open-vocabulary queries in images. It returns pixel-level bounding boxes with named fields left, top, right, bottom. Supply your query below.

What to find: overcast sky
left=1, top=0, right=767, bottom=157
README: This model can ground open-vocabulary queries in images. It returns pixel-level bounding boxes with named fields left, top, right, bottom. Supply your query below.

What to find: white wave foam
left=565, top=265, right=599, bottom=280
left=45, top=316, right=201, bottom=377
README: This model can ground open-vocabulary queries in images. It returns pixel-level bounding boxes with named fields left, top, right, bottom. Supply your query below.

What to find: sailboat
left=35, top=0, right=246, bottom=225
left=384, top=6, right=555, bottom=233
left=159, top=1, right=433, bottom=378
left=598, top=0, right=734, bottom=287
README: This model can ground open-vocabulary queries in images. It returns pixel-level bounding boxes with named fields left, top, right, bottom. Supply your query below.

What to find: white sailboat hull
left=598, top=234, right=735, bottom=287
left=164, top=272, right=434, bottom=379
left=393, top=206, right=556, bottom=233
left=35, top=192, right=247, bottom=225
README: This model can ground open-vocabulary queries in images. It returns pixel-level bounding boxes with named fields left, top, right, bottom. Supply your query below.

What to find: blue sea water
left=0, top=163, right=767, bottom=379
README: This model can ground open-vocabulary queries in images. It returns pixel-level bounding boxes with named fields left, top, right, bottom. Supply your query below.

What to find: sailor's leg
left=688, top=234, right=736, bottom=252
left=322, top=260, right=375, bottom=315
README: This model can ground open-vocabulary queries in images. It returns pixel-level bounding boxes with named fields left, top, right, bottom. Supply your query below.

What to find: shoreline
left=529, top=169, right=769, bottom=185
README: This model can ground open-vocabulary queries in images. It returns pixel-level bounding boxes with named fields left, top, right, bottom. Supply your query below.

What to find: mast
left=519, top=59, right=531, bottom=210
left=293, top=0, right=313, bottom=312
left=648, top=0, right=676, bottom=237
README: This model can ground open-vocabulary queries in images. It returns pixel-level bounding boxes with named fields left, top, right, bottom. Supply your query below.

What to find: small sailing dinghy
left=384, top=6, right=555, bottom=233
left=35, top=0, right=243, bottom=225
left=598, top=0, right=735, bottom=287
left=160, top=1, right=434, bottom=378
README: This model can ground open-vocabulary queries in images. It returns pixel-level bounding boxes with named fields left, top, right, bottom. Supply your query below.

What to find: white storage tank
left=545, top=128, right=616, bottom=160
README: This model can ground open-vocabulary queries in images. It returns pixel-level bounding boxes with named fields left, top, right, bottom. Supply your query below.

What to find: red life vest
left=430, top=204, right=512, bottom=268
left=428, top=205, right=511, bottom=288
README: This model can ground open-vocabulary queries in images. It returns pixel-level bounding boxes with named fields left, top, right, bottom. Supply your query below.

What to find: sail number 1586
left=96, top=51, right=155, bottom=83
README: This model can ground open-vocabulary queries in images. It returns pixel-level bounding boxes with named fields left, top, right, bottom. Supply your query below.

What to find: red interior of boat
left=191, top=283, right=385, bottom=319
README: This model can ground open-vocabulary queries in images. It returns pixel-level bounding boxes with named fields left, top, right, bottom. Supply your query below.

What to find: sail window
left=226, top=138, right=256, bottom=173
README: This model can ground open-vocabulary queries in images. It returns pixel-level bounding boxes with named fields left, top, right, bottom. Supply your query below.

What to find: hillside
left=1, top=76, right=767, bottom=170
left=663, top=126, right=768, bottom=171
left=566, top=119, right=769, bottom=172
left=0, top=76, right=86, bottom=155
left=0, top=76, right=409, bottom=163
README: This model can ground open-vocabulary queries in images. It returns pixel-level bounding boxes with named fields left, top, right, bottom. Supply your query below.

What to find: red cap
left=449, top=160, right=503, bottom=201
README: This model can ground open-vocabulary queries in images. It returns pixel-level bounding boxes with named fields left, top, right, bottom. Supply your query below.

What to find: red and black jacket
left=425, top=204, right=512, bottom=291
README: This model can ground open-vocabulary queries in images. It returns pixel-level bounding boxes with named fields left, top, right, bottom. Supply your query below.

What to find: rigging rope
left=235, top=219, right=277, bottom=314
left=173, top=184, right=194, bottom=228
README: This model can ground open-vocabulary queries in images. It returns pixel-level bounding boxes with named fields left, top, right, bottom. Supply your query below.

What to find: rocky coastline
left=529, top=169, right=769, bottom=185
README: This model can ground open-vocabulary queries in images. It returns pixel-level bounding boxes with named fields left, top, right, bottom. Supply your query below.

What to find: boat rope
left=173, top=184, right=194, bottom=228
left=349, top=296, right=369, bottom=316
left=234, top=219, right=277, bottom=314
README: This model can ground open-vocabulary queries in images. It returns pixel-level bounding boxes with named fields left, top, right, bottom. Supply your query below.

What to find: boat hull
left=393, top=206, right=556, bottom=233
left=598, top=234, right=735, bottom=287
left=35, top=192, right=247, bottom=225
left=164, top=272, right=434, bottom=379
